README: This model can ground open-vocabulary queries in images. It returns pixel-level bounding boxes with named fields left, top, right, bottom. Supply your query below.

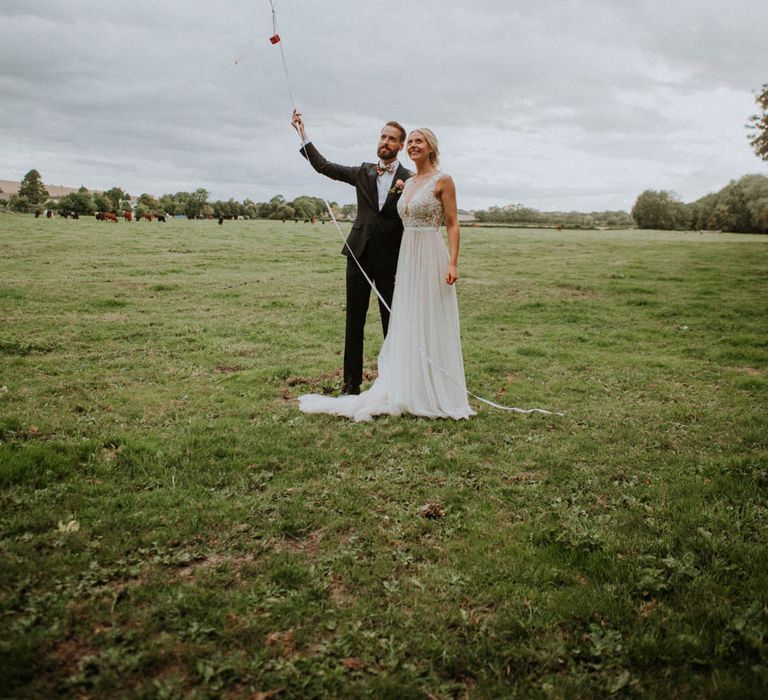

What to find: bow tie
left=376, top=162, right=395, bottom=176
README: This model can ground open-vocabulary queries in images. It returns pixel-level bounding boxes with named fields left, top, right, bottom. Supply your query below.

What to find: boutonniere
left=389, top=179, right=405, bottom=196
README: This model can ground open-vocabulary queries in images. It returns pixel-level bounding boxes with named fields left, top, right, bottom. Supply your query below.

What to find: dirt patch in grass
left=505, top=472, right=544, bottom=483
left=49, top=635, right=101, bottom=684
left=214, top=365, right=246, bottom=374
left=328, top=576, right=356, bottom=609
left=281, top=528, right=326, bottom=555
left=175, top=551, right=256, bottom=581
left=733, top=366, right=763, bottom=376
left=551, top=284, right=597, bottom=298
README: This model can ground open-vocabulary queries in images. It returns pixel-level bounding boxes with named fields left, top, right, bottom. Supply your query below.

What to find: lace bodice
left=398, top=172, right=444, bottom=229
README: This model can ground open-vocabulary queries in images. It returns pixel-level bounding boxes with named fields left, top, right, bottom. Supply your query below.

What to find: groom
left=291, top=110, right=411, bottom=395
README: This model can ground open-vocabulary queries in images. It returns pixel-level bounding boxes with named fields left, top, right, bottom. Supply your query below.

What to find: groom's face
left=377, top=126, right=405, bottom=162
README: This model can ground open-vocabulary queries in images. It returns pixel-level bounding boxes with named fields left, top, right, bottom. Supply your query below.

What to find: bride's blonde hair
left=412, top=128, right=440, bottom=167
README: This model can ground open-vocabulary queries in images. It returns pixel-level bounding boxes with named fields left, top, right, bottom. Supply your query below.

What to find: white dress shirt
left=376, top=161, right=399, bottom=211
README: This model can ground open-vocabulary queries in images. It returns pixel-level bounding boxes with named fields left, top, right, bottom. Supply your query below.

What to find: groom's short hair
left=385, top=121, right=406, bottom=143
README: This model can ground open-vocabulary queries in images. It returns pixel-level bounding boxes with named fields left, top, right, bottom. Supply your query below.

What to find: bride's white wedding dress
left=299, top=171, right=476, bottom=422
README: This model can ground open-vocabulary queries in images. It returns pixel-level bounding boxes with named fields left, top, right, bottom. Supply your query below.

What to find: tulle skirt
left=299, top=226, right=475, bottom=422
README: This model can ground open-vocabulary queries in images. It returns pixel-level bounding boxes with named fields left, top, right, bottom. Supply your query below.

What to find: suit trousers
left=344, top=250, right=396, bottom=389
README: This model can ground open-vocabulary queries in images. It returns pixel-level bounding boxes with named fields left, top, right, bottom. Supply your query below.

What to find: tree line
left=631, top=175, right=768, bottom=233
left=471, top=175, right=768, bottom=234
left=0, top=171, right=354, bottom=221
left=4, top=168, right=767, bottom=233
left=473, top=205, right=634, bottom=228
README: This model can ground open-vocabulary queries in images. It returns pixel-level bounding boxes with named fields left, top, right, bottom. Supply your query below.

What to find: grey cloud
left=1, top=0, right=766, bottom=211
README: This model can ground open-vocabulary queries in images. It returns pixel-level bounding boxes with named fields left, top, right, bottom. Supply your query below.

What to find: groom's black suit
left=300, top=142, right=412, bottom=391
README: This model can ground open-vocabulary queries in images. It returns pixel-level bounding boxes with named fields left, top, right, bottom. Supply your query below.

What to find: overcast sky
left=1, top=0, right=766, bottom=212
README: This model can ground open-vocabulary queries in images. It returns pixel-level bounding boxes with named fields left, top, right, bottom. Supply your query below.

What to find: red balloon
left=269, top=34, right=281, bottom=44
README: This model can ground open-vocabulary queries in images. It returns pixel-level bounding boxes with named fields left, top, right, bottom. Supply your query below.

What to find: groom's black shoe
left=340, top=384, right=360, bottom=396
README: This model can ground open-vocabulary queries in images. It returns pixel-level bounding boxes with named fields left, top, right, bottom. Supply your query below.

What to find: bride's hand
left=446, top=263, right=458, bottom=285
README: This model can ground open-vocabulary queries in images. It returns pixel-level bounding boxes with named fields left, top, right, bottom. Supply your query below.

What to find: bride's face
left=406, top=131, right=430, bottom=164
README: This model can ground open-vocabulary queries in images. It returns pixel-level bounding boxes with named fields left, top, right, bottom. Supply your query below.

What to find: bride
left=299, top=128, right=475, bottom=421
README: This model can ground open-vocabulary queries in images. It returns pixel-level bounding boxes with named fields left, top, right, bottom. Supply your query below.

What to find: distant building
left=0, top=179, right=101, bottom=203
left=0, top=179, right=19, bottom=202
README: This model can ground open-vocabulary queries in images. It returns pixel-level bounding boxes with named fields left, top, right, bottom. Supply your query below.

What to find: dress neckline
left=403, top=171, right=441, bottom=213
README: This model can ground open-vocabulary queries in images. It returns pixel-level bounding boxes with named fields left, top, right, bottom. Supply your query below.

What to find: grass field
left=1, top=214, right=767, bottom=698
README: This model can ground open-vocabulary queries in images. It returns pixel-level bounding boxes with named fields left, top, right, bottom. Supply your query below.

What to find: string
left=268, top=1, right=387, bottom=308
left=270, top=1, right=296, bottom=112
left=265, top=2, right=562, bottom=417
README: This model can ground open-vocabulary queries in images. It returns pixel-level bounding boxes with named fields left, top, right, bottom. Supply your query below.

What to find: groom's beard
left=377, top=145, right=398, bottom=161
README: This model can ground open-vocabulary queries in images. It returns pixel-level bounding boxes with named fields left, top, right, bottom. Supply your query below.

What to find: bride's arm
left=436, top=175, right=460, bottom=285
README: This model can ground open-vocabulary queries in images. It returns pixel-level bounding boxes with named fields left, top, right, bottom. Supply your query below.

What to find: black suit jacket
left=300, top=142, right=412, bottom=271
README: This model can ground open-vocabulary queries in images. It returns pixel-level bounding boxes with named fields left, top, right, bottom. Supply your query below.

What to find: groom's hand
left=291, top=109, right=308, bottom=140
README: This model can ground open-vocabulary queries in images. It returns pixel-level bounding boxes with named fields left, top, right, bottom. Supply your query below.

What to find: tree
left=717, top=181, right=753, bottom=232
left=8, top=194, right=31, bottom=212
left=689, top=175, right=768, bottom=233
left=58, top=187, right=96, bottom=215
left=93, top=193, right=111, bottom=212
left=747, top=83, right=768, bottom=161
left=138, top=193, right=161, bottom=211
left=212, top=199, right=235, bottom=218
left=290, top=195, right=325, bottom=219
left=18, top=169, right=49, bottom=205
left=631, top=190, right=690, bottom=230
left=159, top=194, right=181, bottom=216
left=105, top=187, right=128, bottom=212
left=253, top=194, right=282, bottom=219
left=271, top=204, right=296, bottom=220
left=185, top=188, right=209, bottom=219
left=242, top=198, right=258, bottom=219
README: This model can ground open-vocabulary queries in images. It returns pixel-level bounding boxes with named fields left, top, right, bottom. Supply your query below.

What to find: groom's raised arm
left=292, top=110, right=359, bottom=187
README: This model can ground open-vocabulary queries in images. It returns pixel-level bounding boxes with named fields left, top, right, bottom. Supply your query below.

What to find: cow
left=124, top=211, right=133, bottom=222
left=156, top=214, right=166, bottom=223
left=141, top=213, right=152, bottom=222
left=103, top=212, right=118, bottom=223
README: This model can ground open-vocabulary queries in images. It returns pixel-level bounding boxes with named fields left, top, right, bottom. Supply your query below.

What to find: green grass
left=1, top=213, right=767, bottom=698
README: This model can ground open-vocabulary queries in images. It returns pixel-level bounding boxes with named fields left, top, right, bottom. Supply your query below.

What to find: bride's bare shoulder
left=434, top=172, right=455, bottom=195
